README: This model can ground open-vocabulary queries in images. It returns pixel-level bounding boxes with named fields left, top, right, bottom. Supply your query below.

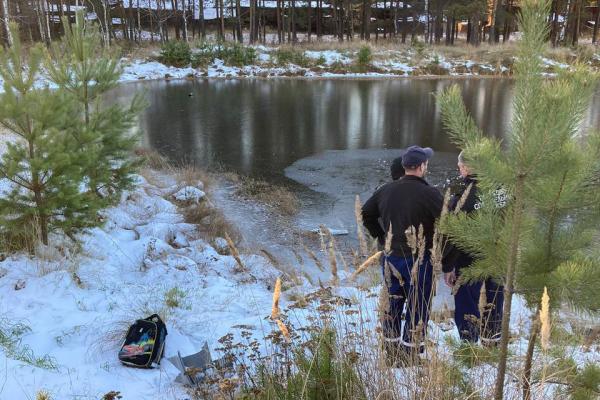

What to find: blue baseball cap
left=401, top=145, right=434, bottom=167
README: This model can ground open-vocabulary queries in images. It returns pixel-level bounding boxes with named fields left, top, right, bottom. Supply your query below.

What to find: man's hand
left=444, top=271, right=456, bottom=288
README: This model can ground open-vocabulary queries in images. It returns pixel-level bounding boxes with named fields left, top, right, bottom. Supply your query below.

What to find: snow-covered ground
left=0, top=168, right=289, bottom=398
left=0, top=157, right=598, bottom=398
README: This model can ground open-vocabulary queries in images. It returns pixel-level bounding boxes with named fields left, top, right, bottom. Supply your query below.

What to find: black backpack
left=118, top=314, right=168, bottom=368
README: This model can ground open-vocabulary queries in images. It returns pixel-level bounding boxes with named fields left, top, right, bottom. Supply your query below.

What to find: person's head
left=401, top=145, right=434, bottom=178
left=390, top=156, right=405, bottom=180
left=457, top=151, right=472, bottom=178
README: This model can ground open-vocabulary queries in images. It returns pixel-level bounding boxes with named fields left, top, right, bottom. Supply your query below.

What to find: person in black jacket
left=362, top=145, right=443, bottom=360
left=443, top=152, right=504, bottom=345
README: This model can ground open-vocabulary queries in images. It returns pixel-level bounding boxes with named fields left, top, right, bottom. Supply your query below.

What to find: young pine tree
left=0, top=25, right=103, bottom=246
left=438, top=0, right=600, bottom=399
left=46, top=12, right=145, bottom=203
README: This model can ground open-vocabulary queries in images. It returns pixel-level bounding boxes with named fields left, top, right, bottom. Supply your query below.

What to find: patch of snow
left=172, top=186, right=206, bottom=203
left=119, top=59, right=198, bottom=82
left=257, top=52, right=271, bottom=63
left=372, top=60, right=413, bottom=74
left=541, top=57, right=570, bottom=70
left=304, top=50, right=352, bottom=65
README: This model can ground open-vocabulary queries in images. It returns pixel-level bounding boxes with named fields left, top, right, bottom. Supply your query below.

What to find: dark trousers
left=382, top=254, right=433, bottom=353
left=454, top=277, right=504, bottom=344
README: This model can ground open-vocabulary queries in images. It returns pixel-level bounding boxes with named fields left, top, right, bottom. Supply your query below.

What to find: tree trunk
left=307, top=0, right=312, bottom=42
left=493, top=176, right=526, bottom=400
left=1, top=0, right=12, bottom=47
left=199, top=0, right=205, bottom=38
left=338, top=0, right=344, bottom=41
left=467, top=18, right=471, bottom=44
left=522, top=312, right=541, bottom=400
left=236, top=0, right=242, bottom=42
left=593, top=5, right=599, bottom=44
left=276, top=0, right=282, bottom=43
left=445, top=13, right=452, bottom=45
left=137, top=0, right=142, bottom=42
left=219, top=0, right=225, bottom=40
left=128, top=0, right=135, bottom=41
left=249, top=0, right=255, bottom=43
left=348, top=0, right=353, bottom=40
left=401, top=1, right=407, bottom=43
left=291, top=0, right=297, bottom=43
left=572, top=0, right=582, bottom=46
left=488, top=0, right=498, bottom=44
left=230, top=0, right=236, bottom=41
left=317, top=0, right=322, bottom=40
left=44, top=0, right=52, bottom=44
left=363, top=0, right=370, bottom=40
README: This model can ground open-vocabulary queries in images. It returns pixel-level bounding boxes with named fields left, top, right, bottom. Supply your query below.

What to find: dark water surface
left=113, top=78, right=600, bottom=179
left=108, top=78, right=592, bottom=180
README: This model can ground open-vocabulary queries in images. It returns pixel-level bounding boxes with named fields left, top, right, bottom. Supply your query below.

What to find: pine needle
left=271, top=277, right=281, bottom=320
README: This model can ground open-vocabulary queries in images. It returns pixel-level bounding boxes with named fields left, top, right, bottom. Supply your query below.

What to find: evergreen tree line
left=1, top=0, right=599, bottom=47
left=0, top=14, right=144, bottom=248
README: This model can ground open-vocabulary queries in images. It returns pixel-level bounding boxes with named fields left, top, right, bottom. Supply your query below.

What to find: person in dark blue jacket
left=443, top=152, right=504, bottom=345
left=362, top=146, right=443, bottom=361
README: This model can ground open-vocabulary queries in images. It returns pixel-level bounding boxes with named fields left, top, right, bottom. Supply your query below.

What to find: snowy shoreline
left=117, top=45, right=599, bottom=84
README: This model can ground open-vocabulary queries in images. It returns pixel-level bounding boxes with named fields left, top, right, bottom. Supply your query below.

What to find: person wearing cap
left=390, top=156, right=405, bottom=181
left=362, top=145, right=444, bottom=362
left=442, top=151, right=504, bottom=346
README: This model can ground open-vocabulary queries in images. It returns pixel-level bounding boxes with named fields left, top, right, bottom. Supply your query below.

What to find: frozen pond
left=113, top=77, right=600, bottom=229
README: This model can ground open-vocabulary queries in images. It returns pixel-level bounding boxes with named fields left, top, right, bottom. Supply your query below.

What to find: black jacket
left=362, top=175, right=444, bottom=258
left=442, top=175, right=479, bottom=273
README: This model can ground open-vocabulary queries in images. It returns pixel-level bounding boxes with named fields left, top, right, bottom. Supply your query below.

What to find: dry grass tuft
left=355, top=195, right=369, bottom=257
left=134, top=148, right=171, bottom=170
left=275, top=319, right=290, bottom=342
left=225, top=232, right=246, bottom=273
left=271, top=277, right=282, bottom=320
left=303, top=244, right=325, bottom=272
left=35, top=390, right=52, bottom=400
left=350, top=251, right=382, bottom=281
left=234, top=175, right=299, bottom=216
left=183, top=201, right=241, bottom=244
left=540, top=286, right=551, bottom=351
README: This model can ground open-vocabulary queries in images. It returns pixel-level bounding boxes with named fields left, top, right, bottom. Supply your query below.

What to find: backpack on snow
left=118, top=314, right=167, bottom=368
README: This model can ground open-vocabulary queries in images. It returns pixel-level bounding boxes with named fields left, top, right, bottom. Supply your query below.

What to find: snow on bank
left=120, top=60, right=197, bottom=82
left=0, top=170, right=283, bottom=399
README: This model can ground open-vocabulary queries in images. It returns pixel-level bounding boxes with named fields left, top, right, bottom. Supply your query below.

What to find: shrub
left=238, top=327, right=366, bottom=400
left=411, top=37, right=427, bottom=60
left=164, top=287, right=188, bottom=309
left=160, top=41, right=192, bottom=67
left=274, top=48, right=311, bottom=67
left=356, top=46, right=373, bottom=67
left=192, top=42, right=257, bottom=67
left=221, top=42, right=257, bottom=66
